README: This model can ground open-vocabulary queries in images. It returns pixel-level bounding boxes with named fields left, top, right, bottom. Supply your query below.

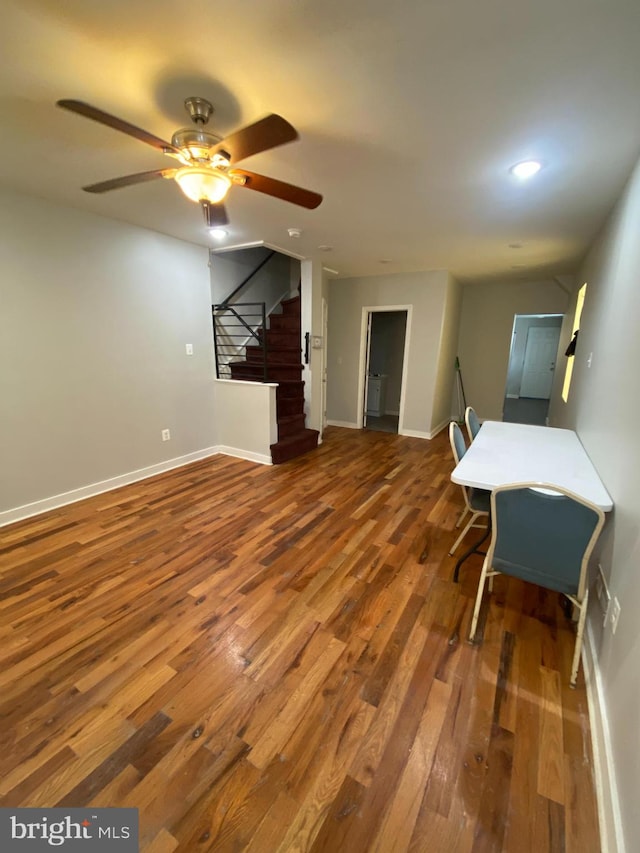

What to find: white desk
left=452, top=421, right=613, bottom=511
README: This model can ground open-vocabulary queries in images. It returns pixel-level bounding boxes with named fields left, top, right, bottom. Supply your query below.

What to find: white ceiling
left=2, top=0, right=640, bottom=283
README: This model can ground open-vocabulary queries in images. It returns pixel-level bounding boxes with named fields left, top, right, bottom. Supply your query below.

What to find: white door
left=519, top=326, right=561, bottom=398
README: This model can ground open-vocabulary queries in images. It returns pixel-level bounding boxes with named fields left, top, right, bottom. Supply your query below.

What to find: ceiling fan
left=56, top=96, right=322, bottom=227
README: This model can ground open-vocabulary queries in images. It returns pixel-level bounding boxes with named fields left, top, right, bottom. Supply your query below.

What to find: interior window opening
left=561, top=282, right=587, bottom=403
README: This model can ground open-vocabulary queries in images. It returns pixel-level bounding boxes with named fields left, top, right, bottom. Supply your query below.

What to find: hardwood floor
left=0, top=427, right=600, bottom=852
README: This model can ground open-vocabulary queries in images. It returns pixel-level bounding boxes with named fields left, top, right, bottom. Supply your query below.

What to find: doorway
left=321, top=296, right=329, bottom=431
left=360, top=308, right=409, bottom=434
left=503, top=314, right=563, bottom=425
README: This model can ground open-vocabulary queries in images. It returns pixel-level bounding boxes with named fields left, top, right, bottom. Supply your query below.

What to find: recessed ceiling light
left=510, top=160, right=542, bottom=179
left=318, top=245, right=333, bottom=252
left=209, top=228, right=228, bottom=239
left=508, top=242, right=524, bottom=249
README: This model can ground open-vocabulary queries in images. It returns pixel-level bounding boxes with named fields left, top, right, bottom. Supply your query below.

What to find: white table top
left=451, top=421, right=613, bottom=511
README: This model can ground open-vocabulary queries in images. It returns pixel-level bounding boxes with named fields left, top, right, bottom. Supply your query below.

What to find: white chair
left=448, top=422, right=490, bottom=556
left=465, top=406, right=480, bottom=443
left=469, top=482, right=605, bottom=687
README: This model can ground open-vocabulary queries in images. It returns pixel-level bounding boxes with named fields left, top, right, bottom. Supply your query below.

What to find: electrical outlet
left=610, top=597, right=621, bottom=634
left=185, top=344, right=193, bottom=355
left=161, top=429, right=171, bottom=441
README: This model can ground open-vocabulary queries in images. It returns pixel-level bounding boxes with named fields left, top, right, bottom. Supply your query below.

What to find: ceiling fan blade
left=231, top=169, right=322, bottom=209
left=217, top=115, right=298, bottom=163
left=201, top=200, right=229, bottom=228
left=82, top=169, right=177, bottom=193
left=57, top=99, right=180, bottom=155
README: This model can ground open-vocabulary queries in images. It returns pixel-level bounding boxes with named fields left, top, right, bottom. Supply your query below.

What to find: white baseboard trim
left=399, top=420, right=449, bottom=440
left=506, top=393, right=520, bottom=399
left=0, top=445, right=274, bottom=528
left=583, top=620, right=625, bottom=853
left=327, top=419, right=445, bottom=441
left=399, top=428, right=431, bottom=440
left=215, top=446, right=273, bottom=466
left=428, top=419, right=450, bottom=439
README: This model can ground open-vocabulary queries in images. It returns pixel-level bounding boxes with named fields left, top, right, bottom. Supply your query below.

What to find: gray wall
left=0, top=187, right=216, bottom=514
left=431, top=276, right=463, bottom=431
left=457, top=279, right=569, bottom=421
left=548, top=153, right=640, bottom=853
left=210, top=247, right=295, bottom=310
left=326, top=270, right=451, bottom=436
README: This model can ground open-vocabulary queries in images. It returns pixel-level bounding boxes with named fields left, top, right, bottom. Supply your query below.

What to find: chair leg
left=449, top=512, right=487, bottom=556
left=455, top=506, right=469, bottom=529
left=570, top=590, right=589, bottom=688
left=469, top=557, right=490, bottom=641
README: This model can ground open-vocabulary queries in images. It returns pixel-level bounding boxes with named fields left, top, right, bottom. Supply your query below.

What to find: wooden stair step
left=277, top=396, right=304, bottom=417
left=269, top=314, right=301, bottom=333
left=246, top=345, right=302, bottom=364
left=277, top=414, right=306, bottom=438
left=229, top=362, right=265, bottom=382
left=279, top=294, right=301, bottom=315
left=267, top=365, right=304, bottom=381
left=275, top=380, right=305, bottom=399
left=270, top=428, right=320, bottom=464
left=259, top=329, right=300, bottom=349
left=230, top=362, right=303, bottom=381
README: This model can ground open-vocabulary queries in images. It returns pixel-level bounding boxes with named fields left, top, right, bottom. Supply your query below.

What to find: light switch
left=185, top=344, right=194, bottom=356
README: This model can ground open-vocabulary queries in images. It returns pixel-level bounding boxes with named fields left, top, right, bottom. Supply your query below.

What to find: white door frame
left=504, top=313, right=564, bottom=401
left=357, top=305, right=412, bottom=432
left=321, top=296, right=329, bottom=431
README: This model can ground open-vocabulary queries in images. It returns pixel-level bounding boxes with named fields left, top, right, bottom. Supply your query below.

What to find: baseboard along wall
left=0, top=445, right=272, bottom=527
left=583, top=620, right=625, bottom=853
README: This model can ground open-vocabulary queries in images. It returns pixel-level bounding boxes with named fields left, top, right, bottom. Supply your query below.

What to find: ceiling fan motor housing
left=184, top=96, right=214, bottom=125
left=171, top=127, right=224, bottom=164
left=169, top=97, right=226, bottom=164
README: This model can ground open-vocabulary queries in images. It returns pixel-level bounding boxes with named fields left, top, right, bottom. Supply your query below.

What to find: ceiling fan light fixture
left=175, top=167, right=231, bottom=203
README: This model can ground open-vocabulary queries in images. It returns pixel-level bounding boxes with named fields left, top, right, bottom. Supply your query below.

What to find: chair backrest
left=465, top=406, right=480, bottom=441
left=449, top=421, right=467, bottom=465
left=488, top=483, right=605, bottom=599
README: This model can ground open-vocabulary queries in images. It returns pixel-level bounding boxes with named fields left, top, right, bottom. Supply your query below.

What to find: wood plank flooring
left=0, top=426, right=600, bottom=851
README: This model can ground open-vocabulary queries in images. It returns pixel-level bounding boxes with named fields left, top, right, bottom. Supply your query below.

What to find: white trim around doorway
left=357, top=305, right=413, bottom=433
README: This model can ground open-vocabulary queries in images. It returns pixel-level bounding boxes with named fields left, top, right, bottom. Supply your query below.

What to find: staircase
left=228, top=294, right=319, bottom=464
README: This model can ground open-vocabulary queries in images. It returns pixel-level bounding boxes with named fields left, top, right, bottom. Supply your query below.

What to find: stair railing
left=212, top=250, right=279, bottom=380
left=216, top=250, right=276, bottom=310
left=212, top=302, right=268, bottom=381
